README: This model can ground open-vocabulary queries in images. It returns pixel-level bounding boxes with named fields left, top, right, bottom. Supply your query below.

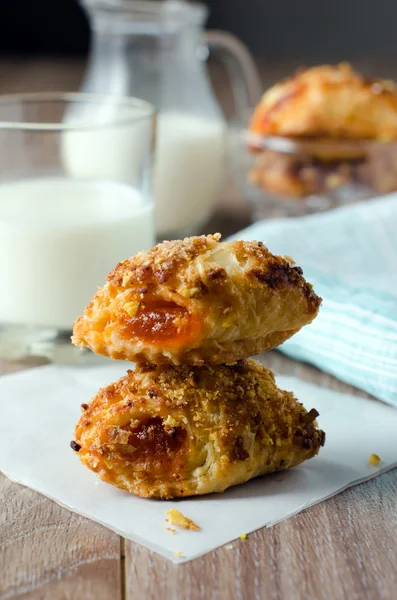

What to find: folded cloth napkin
left=231, top=193, right=397, bottom=406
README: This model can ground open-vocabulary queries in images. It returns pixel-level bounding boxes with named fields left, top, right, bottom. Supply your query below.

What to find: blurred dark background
left=1, top=0, right=397, bottom=61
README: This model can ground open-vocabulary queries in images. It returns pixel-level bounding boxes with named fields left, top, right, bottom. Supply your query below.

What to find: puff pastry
left=72, top=359, right=325, bottom=499
left=72, top=234, right=321, bottom=365
left=250, top=63, right=397, bottom=141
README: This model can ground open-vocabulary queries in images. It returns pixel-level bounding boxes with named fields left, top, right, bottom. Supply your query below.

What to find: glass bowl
left=229, top=112, right=397, bottom=220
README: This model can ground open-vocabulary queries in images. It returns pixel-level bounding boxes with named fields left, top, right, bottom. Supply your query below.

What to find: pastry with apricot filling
left=250, top=63, right=397, bottom=141
left=71, top=359, right=325, bottom=499
left=247, top=64, right=397, bottom=199
left=72, top=234, right=321, bottom=365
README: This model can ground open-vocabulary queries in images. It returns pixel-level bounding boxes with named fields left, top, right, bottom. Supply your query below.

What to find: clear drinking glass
left=0, top=92, right=156, bottom=362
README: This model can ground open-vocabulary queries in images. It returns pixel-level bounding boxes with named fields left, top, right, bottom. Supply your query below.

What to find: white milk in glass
left=155, top=113, right=225, bottom=235
left=62, top=113, right=226, bottom=236
left=0, top=178, right=153, bottom=330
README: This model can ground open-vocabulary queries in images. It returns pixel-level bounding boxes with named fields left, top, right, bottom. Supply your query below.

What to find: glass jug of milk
left=75, top=0, right=261, bottom=237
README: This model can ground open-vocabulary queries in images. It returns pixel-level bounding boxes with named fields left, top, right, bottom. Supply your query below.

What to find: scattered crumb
left=225, top=544, right=233, bottom=550
left=240, top=533, right=247, bottom=540
left=174, top=551, right=183, bottom=558
left=165, top=509, right=200, bottom=531
left=166, top=527, right=176, bottom=534
left=278, top=476, right=285, bottom=481
left=368, top=453, right=381, bottom=467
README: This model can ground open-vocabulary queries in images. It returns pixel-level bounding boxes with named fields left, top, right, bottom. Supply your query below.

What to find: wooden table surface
left=1, top=58, right=397, bottom=600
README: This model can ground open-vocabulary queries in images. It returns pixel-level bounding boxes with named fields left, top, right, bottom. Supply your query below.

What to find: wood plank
left=0, top=472, right=122, bottom=599
left=0, top=58, right=85, bottom=94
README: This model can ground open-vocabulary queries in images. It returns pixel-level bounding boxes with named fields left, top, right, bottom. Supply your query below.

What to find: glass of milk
left=0, top=92, right=156, bottom=362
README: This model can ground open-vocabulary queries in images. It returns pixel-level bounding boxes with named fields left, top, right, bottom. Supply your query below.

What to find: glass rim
left=242, top=130, right=397, bottom=154
left=0, top=92, right=156, bottom=132
left=82, top=0, right=207, bottom=22
left=232, top=108, right=397, bottom=152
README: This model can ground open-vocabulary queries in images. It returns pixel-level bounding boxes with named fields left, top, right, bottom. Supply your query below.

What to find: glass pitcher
left=79, top=0, right=261, bottom=237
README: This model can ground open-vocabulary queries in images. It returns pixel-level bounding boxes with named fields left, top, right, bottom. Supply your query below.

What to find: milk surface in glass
left=0, top=178, right=154, bottom=330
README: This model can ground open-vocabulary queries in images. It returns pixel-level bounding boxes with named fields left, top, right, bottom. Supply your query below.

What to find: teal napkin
left=231, top=194, right=397, bottom=405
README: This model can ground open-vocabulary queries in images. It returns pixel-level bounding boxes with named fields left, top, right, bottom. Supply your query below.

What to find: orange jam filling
left=121, top=300, right=202, bottom=348
left=127, top=418, right=186, bottom=460
left=119, top=417, right=187, bottom=477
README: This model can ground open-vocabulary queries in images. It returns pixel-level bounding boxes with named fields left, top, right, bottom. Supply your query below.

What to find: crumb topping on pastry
left=73, top=359, right=325, bottom=498
left=72, top=235, right=321, bottom=365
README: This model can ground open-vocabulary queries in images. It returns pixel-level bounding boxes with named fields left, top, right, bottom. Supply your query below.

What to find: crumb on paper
left=174, top=551, right=183, bottom=558
left=368, top=453, right=381, bottom=466
left=225, top=544, right=233, bottom=550
left=166, top=527, right=176, bottom=534
left=240, top=533, right=247, bottom=540
left=165, top=509, right=200, bottom=531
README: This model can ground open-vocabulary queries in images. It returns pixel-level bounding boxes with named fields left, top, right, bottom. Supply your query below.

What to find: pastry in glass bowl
left=243, top=63, right=397, bottom=215
left=71, top=359, right=325, bottom=499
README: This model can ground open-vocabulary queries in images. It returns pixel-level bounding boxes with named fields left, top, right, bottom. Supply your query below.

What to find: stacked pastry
left=71, top=234, right=325, bottom=499
left=248, top=63, right=397, bottom=199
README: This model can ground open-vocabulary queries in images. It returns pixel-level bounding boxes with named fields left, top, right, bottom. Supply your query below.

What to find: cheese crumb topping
left=165, top=509, right=200, bottom=531
left=368, top=453, right=381, bottom=466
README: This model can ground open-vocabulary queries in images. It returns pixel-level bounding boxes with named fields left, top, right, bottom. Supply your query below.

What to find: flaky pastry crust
left=250, top=63, right=397, bottom=141
left=72, top=359, right=325, bottom=499
left=72, top=234, right=321, bottom=365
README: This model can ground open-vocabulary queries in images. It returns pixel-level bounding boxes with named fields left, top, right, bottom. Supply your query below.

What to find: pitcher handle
left=205, top=30, right=262, bottom=115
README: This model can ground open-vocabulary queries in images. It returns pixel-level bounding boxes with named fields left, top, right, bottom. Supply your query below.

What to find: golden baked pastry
left=72, top=234, right=321, bottom=365
left=250, top=63, right=397, bottom=141
left=71, top=359, right=325, bottom=498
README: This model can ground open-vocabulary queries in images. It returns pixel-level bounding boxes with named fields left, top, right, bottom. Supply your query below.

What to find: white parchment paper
left=0, top=362, right=396, bottom=563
